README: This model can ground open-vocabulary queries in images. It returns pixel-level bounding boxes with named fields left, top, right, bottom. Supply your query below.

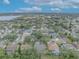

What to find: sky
left=0, top=0, right=79, bottom=13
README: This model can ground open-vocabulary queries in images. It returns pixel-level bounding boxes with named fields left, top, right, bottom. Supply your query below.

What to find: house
left=5, top=43, right=17, bottom=55
left=50, top=37, right=66, bottom=45
left=48, top=32, right=58, bottom=38
left=61, top=43, right=76, bottom=50
left=23, top=29, right=32, bottom=36
left=19, top=29, right=32, bottom=36
left=34, top=41, right=46, bottom=54
left=47, top=40, right=60, bottom=55
left=48, top=29, right=59, bottom=39
left=59, top=35, right=67, bottom=44
left=72, top=42, right=79, bottom=51
left=0, top=41, right=5, bottom=48
left=21, top=43, right=31, bottom=50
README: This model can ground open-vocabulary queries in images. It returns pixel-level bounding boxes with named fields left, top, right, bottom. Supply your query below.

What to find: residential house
left=5, top=43, right=17, bottom=55
left=47, top=40, right=60, bottom=55
left=34, top=41, right=46, bottom=54
left=61, top=43, right=76, bottom=50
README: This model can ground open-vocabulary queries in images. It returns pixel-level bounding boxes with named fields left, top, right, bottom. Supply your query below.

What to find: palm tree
left=4, top=42, right=8, bottom=55
left=18, top=43, right=22, bottom=59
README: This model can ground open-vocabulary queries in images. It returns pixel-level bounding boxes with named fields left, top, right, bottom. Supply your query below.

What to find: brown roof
left=47, top=41, right=59, bottom=51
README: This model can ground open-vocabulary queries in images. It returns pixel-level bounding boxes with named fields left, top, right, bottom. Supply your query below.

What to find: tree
left=2, top=32, right=17, bottom=42
left=18, top=43, right=22, bottom=59
left=31, top=31, right=43, bottom=40
left=4, top=43, right=8, bottom=55
left=67, top=34, right=74, bottom=42
left=60, top=48, right=78, bottom=59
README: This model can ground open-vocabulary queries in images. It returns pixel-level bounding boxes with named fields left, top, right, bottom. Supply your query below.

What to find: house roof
left=47, top=41, right=59, bottom=51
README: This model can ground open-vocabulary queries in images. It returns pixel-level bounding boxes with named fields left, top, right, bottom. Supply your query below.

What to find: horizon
left=0, top=12, right=79, bottom=20
left=1, top=12, right=79, bottom=16
left=0, top=12, right=78, bottom=21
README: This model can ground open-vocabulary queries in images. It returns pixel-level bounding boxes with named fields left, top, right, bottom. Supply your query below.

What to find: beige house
left=47, top=40, right=60, bottom=55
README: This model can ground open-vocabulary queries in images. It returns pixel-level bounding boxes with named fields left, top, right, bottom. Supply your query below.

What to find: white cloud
left=15, top=6, right=42, bottom=12
left=48, top=0, right=64, bottom=7
left=72, top=5, right=78, bottom=8
left=24, top=0, right=79, bottom=8
left=24, top=0, right=54, bottom=5
left=46, top=0, right=79, bottom=8
left=51, top=8, right=61, bottom=11
left=51, top=8, right=62, bottom=12
left=3, top=0, right=10, bottom=4
left=24, top=0, right=29, bottom=3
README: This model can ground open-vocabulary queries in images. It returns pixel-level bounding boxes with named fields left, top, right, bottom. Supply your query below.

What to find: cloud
left=51, top=8, right=62, bottom=12
left=51, top=8, right=61, bottom=11
left=24, top=0, right=79, bottom=8
left=24, top=0, right=53, bottom=5
left=15, top=6, right=42, bottom=12
left=3, top=0, right=10, bottom=4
